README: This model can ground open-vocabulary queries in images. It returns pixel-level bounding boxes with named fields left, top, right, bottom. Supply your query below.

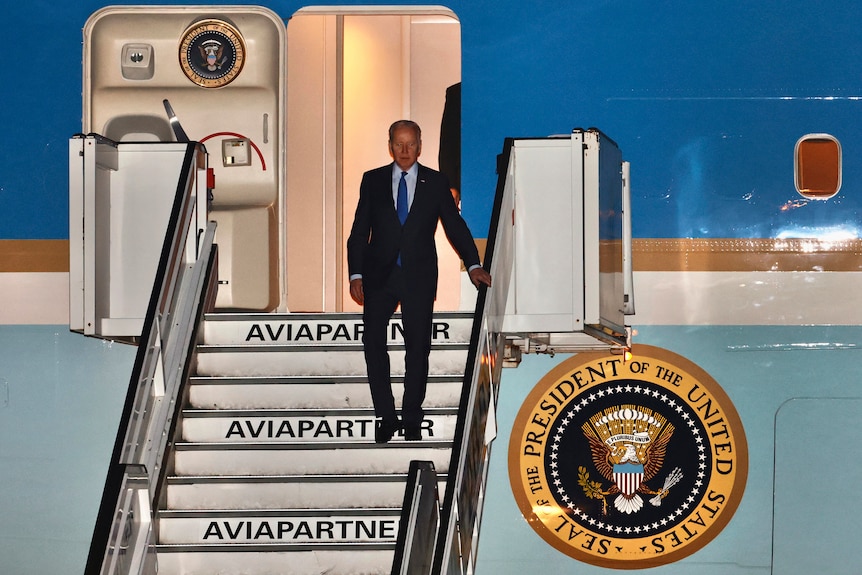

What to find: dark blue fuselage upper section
left=3, top=0, right=860, bottom=240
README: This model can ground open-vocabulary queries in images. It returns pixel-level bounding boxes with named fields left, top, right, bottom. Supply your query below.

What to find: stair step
left=203, top=311, right=474, bottom=346
left=188, top=374, right=464, bottom=410
left=158, top=508, right=402, bottom=545
left=181, top=407, right=459, bottom=443
left=165, top=473, right=447, bottom=510
left=154, top=546, right=395, bottom=575
left=173, top=442, right=453, bottom=476
left=195, top=343, right=470, bottom=378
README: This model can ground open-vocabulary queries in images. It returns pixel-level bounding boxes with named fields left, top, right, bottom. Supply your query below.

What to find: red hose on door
left=200, top=131, right=267, bottom=171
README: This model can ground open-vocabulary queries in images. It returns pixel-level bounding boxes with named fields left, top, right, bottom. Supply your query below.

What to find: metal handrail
left=427, top=140, right=516, bottom=575
left=85, top=143, right=217, bottom=575
left=392, top=461, right=441, bottom=574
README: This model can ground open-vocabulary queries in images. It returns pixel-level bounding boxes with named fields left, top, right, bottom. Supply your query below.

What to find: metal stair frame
left=84, top=140, right=217, bottom=575
left=85, top=132, right=631, bottom=574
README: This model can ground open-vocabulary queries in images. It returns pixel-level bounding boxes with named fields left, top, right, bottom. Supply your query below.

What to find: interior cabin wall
left=286, top=13, right=339, bottom=313
left=286, top=12, right=461, bottom=312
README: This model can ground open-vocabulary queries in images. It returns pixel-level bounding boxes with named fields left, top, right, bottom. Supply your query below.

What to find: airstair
left=76, top=135, right=508, bottom=575
left=75, top=130, right=633, bottom=575
left=154, top=311, right=471, bottom=574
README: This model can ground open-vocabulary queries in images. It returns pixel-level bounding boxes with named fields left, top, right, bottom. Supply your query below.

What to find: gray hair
left=388, top=120, right=422, bottom=141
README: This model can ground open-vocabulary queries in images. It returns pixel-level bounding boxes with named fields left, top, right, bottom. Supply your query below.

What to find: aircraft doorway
left=286, top=8, right=462, bottom=312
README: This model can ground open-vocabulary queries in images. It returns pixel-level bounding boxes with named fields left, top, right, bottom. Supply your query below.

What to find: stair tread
left=197, top=341, right=470, bottom=351
left=167, top=472, right=445, bottom=483
left=155, top=541, right=396, bottom=551
left=204, top=311, right=473, bottom=321
left=182, top=406, right=459, bottom=417
left=159, top=507, right=403, bottom=517
left=189, top=373, right=464, bottom=383
left=175, top=440, right=452, bottom=449
left=168, top=472, right=443, bottom=481
left=153, top=545, right=396, bottom=575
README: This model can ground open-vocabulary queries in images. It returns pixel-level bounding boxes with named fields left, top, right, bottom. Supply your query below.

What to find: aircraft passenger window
left=794, top=134, right=841, bottom=199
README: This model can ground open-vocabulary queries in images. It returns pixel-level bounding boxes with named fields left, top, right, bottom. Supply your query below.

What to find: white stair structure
left=79, top=131, right=634, bottom=575
left=75, top=137, right=503, bottom=575
left=154, top=312, right=472, bottom=574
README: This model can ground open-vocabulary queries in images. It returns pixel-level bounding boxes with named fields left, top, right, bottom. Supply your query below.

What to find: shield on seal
left=614, top=462, right=645, bottom=496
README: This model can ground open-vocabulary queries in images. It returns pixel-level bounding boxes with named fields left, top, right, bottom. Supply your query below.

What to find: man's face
left=389, top=126, right=421, bottom=171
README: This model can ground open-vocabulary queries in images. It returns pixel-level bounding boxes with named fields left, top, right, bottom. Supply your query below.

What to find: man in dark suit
left=347, top=120, right=492, bottom=443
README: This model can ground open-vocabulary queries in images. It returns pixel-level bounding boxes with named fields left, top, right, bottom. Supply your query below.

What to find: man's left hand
left=469, top=267, right=492, bottom=289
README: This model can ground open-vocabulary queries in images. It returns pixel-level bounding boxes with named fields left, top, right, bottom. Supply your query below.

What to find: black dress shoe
left=403, top=424, right=422, bottom=441
left=375, top=419, right=401, bottom=443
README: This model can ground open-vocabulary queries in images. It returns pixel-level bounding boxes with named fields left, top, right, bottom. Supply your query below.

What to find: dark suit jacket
left=347, top=162, right=480, bottom=304
left=438, top=82, right=461, bottom=192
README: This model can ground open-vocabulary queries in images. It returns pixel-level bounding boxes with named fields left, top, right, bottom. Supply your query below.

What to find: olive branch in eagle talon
left=578, top=466, right=615, bottom=515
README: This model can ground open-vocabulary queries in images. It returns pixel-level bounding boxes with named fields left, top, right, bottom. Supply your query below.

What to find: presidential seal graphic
left=179, top=19, right=245, bottom=88
left=509, top=345, right=747, bottom=569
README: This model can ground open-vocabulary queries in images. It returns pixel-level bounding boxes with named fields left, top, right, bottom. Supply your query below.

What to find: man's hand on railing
left=469, top=267, right=492, bottom=289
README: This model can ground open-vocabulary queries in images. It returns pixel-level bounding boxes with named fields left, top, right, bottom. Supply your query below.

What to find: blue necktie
left=397, top=171, right=408, bottom=266
left=397, top=171, right=408, bottom=225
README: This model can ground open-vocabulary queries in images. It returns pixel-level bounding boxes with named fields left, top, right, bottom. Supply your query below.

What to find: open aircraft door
left=80, top=6, right=285, bottom=317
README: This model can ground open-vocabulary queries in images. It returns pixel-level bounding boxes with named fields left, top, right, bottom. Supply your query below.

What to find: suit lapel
left=381, top=164, right=401, bottom=225
left=408, top=165, right=430, bottom=222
